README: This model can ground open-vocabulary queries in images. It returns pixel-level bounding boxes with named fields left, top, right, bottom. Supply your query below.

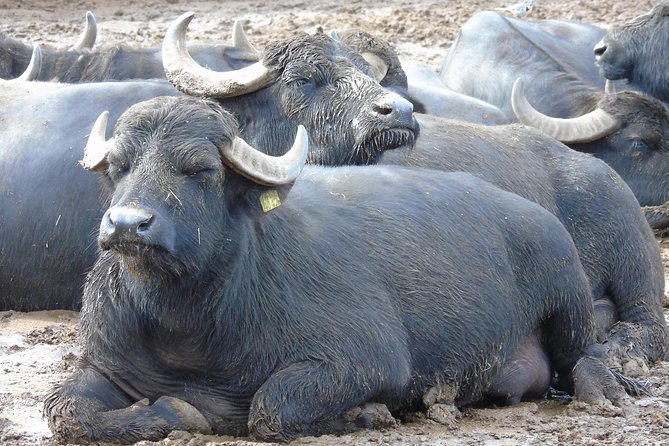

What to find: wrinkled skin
left=594, top=1, right=669, bottom=102
left=45, top=96, right=631, bottom=444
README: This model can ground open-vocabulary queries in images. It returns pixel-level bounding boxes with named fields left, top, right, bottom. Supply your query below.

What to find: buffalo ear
left=361, top=51, right=389, bottom=82
left=80, top=111, right=114, bottom=172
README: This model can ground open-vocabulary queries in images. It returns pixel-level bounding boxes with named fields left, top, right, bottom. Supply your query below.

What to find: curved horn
left=80, top=111, right=114, bottom=171
left=511, top=78, right=620, bottom=144
left=604, top=79, right=616, bottom=94
left=71, top=11, right=97, bottom=51
left=221, top=125, right=308, bottom=186
left=162, top=12, right=271, bottom=98
left=14, top=45, right=42, bottom=81
left=232, top=19, right=260, bottom=57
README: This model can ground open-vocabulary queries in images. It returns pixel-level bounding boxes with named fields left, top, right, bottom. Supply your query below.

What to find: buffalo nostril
left=594, top=43, right=607, bottom=58
left=373, top=103, right=393, bottom=116
left=137, top=216, right=154, bottom=233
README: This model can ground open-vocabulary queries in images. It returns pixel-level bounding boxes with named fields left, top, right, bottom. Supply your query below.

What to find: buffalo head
left=594, top=2, right=669, bottom=101
left=81, top=96, right=307, bottom=278
left=162, top=12, right=417, bottom=166
left=512, top=78, right=669, bottom=206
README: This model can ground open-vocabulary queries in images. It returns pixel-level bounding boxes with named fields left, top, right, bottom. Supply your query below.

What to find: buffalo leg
left=44, top=366, right=211, bottom=444
left=248, top=360, right=402, bottom=442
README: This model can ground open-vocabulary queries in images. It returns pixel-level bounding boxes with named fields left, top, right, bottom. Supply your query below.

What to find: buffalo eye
left=288, top=76, right=314, bottom=89
left=183, top=166, right=217, bottom=177
left=106, top=159, right=129, bottom=181
left=630, top=138, right=652, bottom=152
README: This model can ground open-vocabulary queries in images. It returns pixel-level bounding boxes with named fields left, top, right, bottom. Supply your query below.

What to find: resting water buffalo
left=0, top=15, right=416, bottom=312
left=162, top=16, right=669, bottom=370
left=381, top=115, right=668, bottom=370
left=594, top=1, right=669, bottom=102
left=435, top=11, right=669, bottom=209
left=0, top=11, right=257, bottom=82
left=45, top=96, right=632, bottom=444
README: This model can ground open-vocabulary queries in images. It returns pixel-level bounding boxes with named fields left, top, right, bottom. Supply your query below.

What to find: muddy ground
left=1, top=0, right=668, bottom=445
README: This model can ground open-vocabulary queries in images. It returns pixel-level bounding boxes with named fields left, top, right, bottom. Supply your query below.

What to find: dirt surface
left=1, top=0, right=669, bottom=445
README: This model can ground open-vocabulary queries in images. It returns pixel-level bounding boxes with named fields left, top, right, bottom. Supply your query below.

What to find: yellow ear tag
left=259, top=189, right=282, bottom=213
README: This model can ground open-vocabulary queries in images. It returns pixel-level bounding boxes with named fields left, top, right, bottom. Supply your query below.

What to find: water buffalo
left=594, top=1, right=669, bottom=102
left=45, top=95, right=633, bottom=444
left=0, top=11, right=257, bottom=82
left=0, top=15, right=416, bottom=312
left=380, top=114, right=668, bottom=371
left=433, top=11, right=669, bottom=210
left=164, top=18, right=669, bottom=370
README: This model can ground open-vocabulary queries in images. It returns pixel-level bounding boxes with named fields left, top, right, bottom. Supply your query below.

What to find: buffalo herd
left=1, top=3, right=668, bottom=444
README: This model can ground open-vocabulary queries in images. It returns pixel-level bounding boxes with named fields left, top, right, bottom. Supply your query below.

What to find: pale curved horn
left=232, top=19, right=260, bottom=57
left=221, top=125, right=308, bottom=185
left=15, top=45, right=42, bottom=81
left=80, top=111, right=114, bottom=171
left=604, top=79, right=616, bottom=94
left=71, top=11, right=97, bottom=51
left=162, top=12, right=271, bottom=98
left=511, top=78, right=620, bottom=144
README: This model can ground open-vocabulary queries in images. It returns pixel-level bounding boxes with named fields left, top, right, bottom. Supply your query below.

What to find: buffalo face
left=83, top=96, right=307, bottom=279
left=594, top=3, right=669, bottom=101
left=264, top=34, right=417, bottom=165
left=91, top=97, right=234, bottom=278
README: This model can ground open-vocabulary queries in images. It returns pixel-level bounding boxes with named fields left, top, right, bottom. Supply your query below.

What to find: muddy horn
left=511, top=78, right=620, bottom=144
left=71, top=11, right=97, bottom=51
left=162, top=12, right=271, bottom=97
left=80, top=111, right=115, bottom=171
left=221, top=125, right=309, bottom=186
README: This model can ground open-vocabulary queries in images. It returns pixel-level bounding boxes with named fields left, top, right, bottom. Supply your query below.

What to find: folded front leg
left=248, top=359, right=406, bottom=442
left=44, top=366, right=211, bottom=444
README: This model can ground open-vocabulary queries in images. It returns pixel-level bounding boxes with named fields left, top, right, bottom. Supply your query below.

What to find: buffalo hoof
left=572, top=356, right=641, bottom=417
left=603, top=321, right=668, bottom=375
left=343, top=403, right=398, bottom=429
left=643, top=201, right=669, bottom=231
left=426, top=403, right=462, bottom=427
left=152, top=396, right=213, bottom=435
